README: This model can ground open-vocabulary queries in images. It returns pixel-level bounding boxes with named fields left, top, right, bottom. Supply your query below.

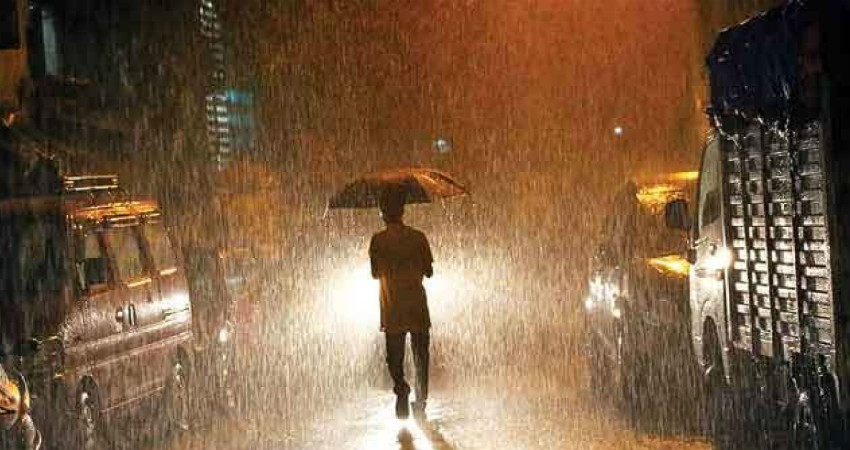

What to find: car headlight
left=588, top=277, right=620, bottom=302
left=587, top=275, right=623, bottom=318
left=217, top=327, right=231, bottom=344
left=611, top=306, right=622, bottom=319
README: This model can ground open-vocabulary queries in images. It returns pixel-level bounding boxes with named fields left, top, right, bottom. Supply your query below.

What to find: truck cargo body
left=707, top=116, right=847, bottom=393
left=688, top=0, right=850, bottom=444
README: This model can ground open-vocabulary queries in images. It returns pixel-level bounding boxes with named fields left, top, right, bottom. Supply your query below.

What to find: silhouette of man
left=369, top=188, right=433, bottom=419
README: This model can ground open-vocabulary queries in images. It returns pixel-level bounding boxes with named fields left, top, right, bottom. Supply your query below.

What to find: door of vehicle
left=69, top=228, right=130, bottom=411
left=139, top=218, right=192, bottom=364
left=102, top=220, right=165, bottom=404
left=142, top=219, right=191, bottom=332
left=690, top=136, right=731, bottom=373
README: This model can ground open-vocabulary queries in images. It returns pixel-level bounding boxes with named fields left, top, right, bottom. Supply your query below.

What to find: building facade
left=0, top=0, right=256, bottom=170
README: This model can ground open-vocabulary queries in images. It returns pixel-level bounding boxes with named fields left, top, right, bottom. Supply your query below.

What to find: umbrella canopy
left=328, top=168, right=467, bottom=209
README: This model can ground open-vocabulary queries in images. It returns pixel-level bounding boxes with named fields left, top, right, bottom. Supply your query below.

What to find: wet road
left=162, top=375, right=711, bottom=450
left=152, top=257, right=711, bottom=450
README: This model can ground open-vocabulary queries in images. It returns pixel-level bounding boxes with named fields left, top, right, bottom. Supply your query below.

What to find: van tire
left=163, top=356, right=191, bottom=434
left=586, top=332, right=625, bottom=404
left=792, top=394, right=822, bottom=450
left=71, top=388, right=101, bottom=450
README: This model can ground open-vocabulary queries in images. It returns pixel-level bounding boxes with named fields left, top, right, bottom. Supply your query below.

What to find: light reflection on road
left=355, top=398, right=454, bottom=450
left=160, top=385, right=712, bottom=450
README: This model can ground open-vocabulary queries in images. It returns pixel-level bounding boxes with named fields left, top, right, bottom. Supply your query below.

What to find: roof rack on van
left=62, top=175, right=120, bottom=194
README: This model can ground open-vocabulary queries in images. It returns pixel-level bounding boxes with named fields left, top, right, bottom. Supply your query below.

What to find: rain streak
left=2, top=1, right=849, bottom=450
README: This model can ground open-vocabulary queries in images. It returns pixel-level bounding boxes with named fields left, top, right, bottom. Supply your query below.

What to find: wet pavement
left=162, top=375, right=712, bottom=450
left=150, top=264, right=712, bottom=450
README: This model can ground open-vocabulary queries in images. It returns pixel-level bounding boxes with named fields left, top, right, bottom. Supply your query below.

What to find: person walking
left=369, top=189, right=434, bottom=419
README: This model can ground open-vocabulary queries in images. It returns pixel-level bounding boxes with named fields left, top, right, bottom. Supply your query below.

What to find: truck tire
left=704, top=364, right=731, bottom=445
left=701, top=327, right=735, bottom=449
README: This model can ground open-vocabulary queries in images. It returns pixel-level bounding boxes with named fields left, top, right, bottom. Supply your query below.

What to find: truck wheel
left=163, top=357, right=191, bottom=434
left=701, top=332, right=734, bottom=448
left=704, top=365, right=729, bottom=442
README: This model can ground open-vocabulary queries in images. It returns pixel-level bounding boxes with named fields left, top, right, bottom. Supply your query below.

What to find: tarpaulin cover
left=707, top=0, right=811, bottom=119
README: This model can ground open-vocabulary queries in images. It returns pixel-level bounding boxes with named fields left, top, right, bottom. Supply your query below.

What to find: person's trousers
left=385, top=331, right=429, bottom=402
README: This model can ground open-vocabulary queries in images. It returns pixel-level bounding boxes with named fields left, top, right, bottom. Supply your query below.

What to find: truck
left=584, top=174, right=699, bottom=431
left=665, top=0, right=850, bottom=447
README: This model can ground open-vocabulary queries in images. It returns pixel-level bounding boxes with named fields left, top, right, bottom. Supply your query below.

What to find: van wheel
left=613, top=330, right=633, bottom=408
left=586, top=336, right=609, bottom=396
left=72, top=389, right=101, bottom=450
left=586, top=332, right=624, bottom=403
left=793, top=393, right=825, bottom=450
left=163, top=358, right=191, bottom=433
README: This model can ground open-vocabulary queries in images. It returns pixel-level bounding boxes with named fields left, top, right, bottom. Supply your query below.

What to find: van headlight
left=611, top=306, right=622, bottom=319
left=586, top=276, right=623, bottom=318
left=588, top=277, right=620, bottom=302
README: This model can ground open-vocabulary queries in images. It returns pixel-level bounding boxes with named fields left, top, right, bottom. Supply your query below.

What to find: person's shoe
left=395, top=391, right=410, bottom=419
left=411, top=400, right=427, bottom=420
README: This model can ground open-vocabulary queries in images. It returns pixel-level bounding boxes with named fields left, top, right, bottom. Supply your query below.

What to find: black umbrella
left=328, top=168, right=467, bottom=209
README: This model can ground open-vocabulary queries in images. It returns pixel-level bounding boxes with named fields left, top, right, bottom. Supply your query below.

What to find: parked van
left=0, top=172, right=193, bottom=449
left=583, top=174, right=699, bottom=429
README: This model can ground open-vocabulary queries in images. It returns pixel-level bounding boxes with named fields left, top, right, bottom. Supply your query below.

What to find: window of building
left=0, top=0, right=20, bottom=49
left=40, top=5, right=60, bottom=75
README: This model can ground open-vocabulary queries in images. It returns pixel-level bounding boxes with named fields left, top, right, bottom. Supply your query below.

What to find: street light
left=433, top=137, right=452, bottom=154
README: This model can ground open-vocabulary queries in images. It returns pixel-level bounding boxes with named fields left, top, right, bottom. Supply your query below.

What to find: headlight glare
left=217, top=327, right=230, bottom=344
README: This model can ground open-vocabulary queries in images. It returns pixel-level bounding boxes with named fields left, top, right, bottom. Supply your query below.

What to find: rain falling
left=2, top=0, right=850, bottom=450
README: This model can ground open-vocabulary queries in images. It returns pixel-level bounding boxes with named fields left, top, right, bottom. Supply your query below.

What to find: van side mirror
left=665, top=199, right=691, bottom=231
left=16, top=338, right=41, bottom=357
left=16, top=336, right=60, bottom=357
